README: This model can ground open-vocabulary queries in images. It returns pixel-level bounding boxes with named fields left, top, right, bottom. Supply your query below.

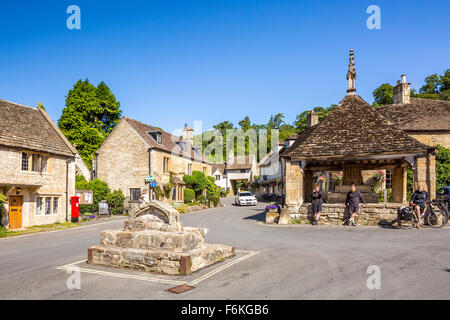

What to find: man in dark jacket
left=410, top=185, right=429, bottom=229
left=345, top=184, right=367, bottom=226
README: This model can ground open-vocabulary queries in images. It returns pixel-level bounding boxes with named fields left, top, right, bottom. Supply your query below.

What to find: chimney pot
left=182, top=123, right=194, bottom=145
left=393, top=75, right=411, bottom=104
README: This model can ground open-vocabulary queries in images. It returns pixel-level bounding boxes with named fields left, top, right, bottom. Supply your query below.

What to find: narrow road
left=1, top=199, right=449, bottom=299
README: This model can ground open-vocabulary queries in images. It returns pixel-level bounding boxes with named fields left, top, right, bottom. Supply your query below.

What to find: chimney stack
left=182, top=123, right=194, bottom=145
left=307, top=111, right=319, bottom=127
left=393, top=74, right=411, bottom=104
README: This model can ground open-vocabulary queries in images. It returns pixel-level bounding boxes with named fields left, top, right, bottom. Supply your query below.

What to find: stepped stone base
left=87, top=200, right=235, bottom=275
left=88, top=243, right=235, bottom=275
left=288, top=203, right=404, bottom=226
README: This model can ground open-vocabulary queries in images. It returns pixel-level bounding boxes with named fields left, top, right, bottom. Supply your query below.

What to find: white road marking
left=0, top=218, right=127, bottom=241
left=189, top=250, right=259, bottom=285
left=56, top=250, right=259, bottom=286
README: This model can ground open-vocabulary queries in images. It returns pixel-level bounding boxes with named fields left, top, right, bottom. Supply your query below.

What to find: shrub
left=184, top=188, right=195, bottom=203
left=87, top=179, right=111, bottom=212
left=197, top=194, right=207, bottom=204
left=183, top=171, right=208, bottom=198
left=208, top=195, right=220, bottom=207
left=436, top=145, right=450, bottom=189
left=75, top=178, right=112, bottom=213
left=163, top=183, right=173, bottom=199
left=154, top=185, right=164, bottom=200
left=0, top=194, right=6, bottom=227
left=107, top=189, right=125, bottom=215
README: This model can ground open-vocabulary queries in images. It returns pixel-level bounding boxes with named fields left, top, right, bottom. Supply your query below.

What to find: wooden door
left=8, top=196, right=23, bottom=229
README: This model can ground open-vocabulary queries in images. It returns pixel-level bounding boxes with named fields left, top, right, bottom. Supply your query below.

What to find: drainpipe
left=148, top=148, right=153, bottom=200
left=66, top=157, right=70, bottom=222
left=95, top=152, right=99, bottom=179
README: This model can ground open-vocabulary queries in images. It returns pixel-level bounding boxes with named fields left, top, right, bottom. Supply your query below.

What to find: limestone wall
left=408, top=131, right=450, bottom=149
left=97, top=120, right=149, bottom=200
left=289, top=203, right=403, bottom=226
left=97, top=120, right=212, bottom=201
left=0, top=146, right=75, bottom=227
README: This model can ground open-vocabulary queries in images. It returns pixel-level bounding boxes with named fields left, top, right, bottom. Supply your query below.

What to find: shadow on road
left=243, top=211, right=266, bottom=222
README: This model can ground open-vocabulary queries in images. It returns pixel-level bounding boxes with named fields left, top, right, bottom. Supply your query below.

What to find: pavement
left=1, top=198, right=449, bottom=300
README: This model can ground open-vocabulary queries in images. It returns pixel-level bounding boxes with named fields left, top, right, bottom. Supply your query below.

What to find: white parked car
left=235, top=191, right=257, bottom=206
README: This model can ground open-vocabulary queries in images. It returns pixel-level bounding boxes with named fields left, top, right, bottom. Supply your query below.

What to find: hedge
left=184, top=188, right=195, bottom=203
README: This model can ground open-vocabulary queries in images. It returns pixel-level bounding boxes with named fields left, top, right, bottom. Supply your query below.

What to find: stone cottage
left=224, top=155, right=258, bottom=195
left=0, top=100, right=77, bottom=229
left=256, top=134, right=299, bottom=198
left=94, top=118, right=212, bottom=208
left=281, top=50, right=437, bottom=225
left=377, top=75, right=450, bottom=149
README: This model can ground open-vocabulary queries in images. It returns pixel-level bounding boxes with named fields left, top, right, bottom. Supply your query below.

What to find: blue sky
left=0, top=0, right=449, bottom=134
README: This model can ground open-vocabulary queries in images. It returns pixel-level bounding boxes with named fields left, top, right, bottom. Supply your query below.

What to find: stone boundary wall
left=289, top=203, right=404, bottom=226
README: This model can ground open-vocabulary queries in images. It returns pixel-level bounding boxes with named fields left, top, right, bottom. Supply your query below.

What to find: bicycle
left=397, top=201, right=448, bottom=229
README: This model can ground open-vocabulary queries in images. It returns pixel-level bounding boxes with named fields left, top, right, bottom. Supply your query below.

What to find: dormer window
left=148, top=131, right=162, bottom=144
left=192, top=146, right=202, bottom=156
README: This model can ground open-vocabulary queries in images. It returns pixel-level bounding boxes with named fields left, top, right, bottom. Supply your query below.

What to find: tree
left=436, top=145, right=450, bottom=190
left=267, top=113, right=285, bottom=129
left=420, top=74, right=441, bottom=94
left=294, top=105, right=336, bottom=133
left=372, top=83, right=394, bottom=107
left=183, top=171, right=208, bottom=199
left=58, top=79, right=122, bottom=167
left=238, top=116, right=251, bottom=132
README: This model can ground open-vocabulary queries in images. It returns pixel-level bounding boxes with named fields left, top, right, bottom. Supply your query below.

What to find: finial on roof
left=346, top=49, right=356, bottom=94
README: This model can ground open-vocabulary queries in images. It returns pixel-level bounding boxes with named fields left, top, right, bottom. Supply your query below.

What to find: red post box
left=70, top=196, right=80, bottom=223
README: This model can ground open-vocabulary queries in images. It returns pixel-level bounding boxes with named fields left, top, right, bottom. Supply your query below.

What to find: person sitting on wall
left=345, top=184, right=367, bottom=226
left=410, top=185, right=429, bottom=229
left=311, top=184, right=322, bottom=226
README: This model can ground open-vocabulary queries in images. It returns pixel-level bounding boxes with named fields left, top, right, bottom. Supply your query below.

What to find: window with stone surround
left=45, top=197, right=51, bottom=215
left=163, top=157, right=169, bottom=173
left=187, top=163, right=192, bottom=175
left=21, top=151, right=49, bottom=172
left=36, top=197, right=43, bottom=214
left=22, top=152, right=29, bottom=171
left=130, top=188, right=141, bottom=201
left=53, top=197, right=59, bottom=214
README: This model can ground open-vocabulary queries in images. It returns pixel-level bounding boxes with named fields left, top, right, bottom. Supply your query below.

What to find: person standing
left=410, top=185, right=429, bottom=229
left=345, top=184, right=367, bottom=226
left=311, top=185, right=323, bottom=225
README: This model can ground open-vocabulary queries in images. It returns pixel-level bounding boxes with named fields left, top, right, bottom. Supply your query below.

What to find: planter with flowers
left=265, top=202, right=281, bottom=223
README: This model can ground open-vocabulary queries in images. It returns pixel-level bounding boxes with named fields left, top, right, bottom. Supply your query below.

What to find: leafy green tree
left=58, top=79, right=122, bottom=167
left=420, top=74, right=441, bottom=94
left=206, top=176, right=219, bottom=197
left=183, top=171, right=208, bottom=198
left=294, top=105, right=336, bottom=133
left=238, top=116, right=251, bottom=132
left=267, top=113, right=285, bottom=129
left=436, top=145, right=450, bottom=190
left=372, top=83, right=394, bottom=107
